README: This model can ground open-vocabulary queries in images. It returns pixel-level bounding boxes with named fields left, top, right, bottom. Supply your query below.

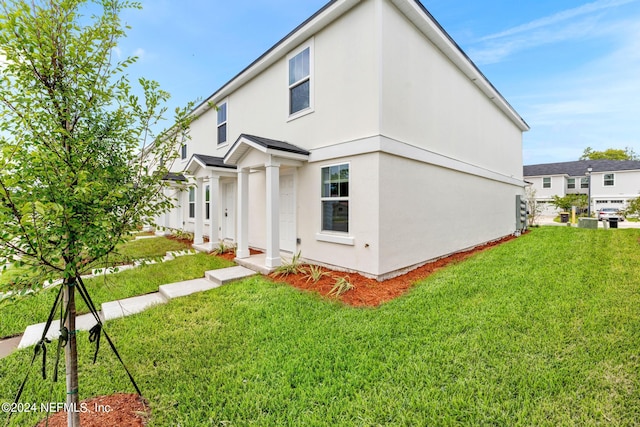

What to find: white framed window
left=604, top=173, right=614, bottom=186
left=188, top=188, right=195, bottom=219
left=542, top=177, right=551, bottom=189
left=321, top=163, right=349, bottom=233
left=567, top=178, right=575, bottom=189
left=205, top=185, right=210, bottom=220
left=581, top=177, right=589, bottom=189
left=287, top=41, right=314, bottom=119
left=217, top=102, right=227, bottom=145
left=181, top=143, right=187, bottom=161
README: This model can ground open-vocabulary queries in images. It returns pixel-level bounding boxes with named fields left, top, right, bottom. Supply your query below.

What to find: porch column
left=194, top=178, right=204, bottom=245
left=265, top=157, right=281, bottom=268
left=156, top=186, right=171, bottom=236
left=208, top=175, right=220, bottom=248
left=236, top=168, right=250, bottom=259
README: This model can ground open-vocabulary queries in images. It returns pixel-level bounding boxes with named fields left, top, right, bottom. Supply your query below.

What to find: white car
left=597, top=208, right=625, bottom=221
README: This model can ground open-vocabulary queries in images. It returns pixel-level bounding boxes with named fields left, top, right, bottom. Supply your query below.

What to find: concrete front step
left=102, top=293, right=167, bottom=321
left=205, top=266, right=256, bottom=285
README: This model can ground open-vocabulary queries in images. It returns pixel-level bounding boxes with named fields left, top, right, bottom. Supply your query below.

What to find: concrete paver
left=206, top=266, right=256, bottom=285
left=18, top=312, right=101, bottom=349
left=101, top=293, right=167, bottom=321
left=159, top=278, right=220, bottom=300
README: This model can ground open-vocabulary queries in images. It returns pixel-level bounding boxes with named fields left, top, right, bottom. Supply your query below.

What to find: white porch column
left=156, top=186, right=171, bottom=236
left=208, top=175, right=220, bottom=248
left=194, top=178, right=204, bottom=245
left=265, top=157, right=281, bottom=268
left=236, top=168, right=250, bottom=259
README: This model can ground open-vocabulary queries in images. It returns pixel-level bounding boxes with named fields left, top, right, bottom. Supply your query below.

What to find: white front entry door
left=222, top=182, right=236, bottom=241
left=279, top=174, right=296, bottom=253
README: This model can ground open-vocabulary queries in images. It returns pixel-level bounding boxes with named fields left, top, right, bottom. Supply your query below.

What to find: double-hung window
left=181, top=143, right=187, bottom=160
left=188, top=188, right=195, bottom=219
left=567, top=178, right=575, bottom=189
left=217, top=102, right=227, bottom=145
left=542, top=177, right=551, bottom=189
left=604, top=173, right=614, bottom=186
left=321, top=164, right=349, bottom=233
left=288, top=43, right=312, bottom=116
left=581, top=177, right=589, bottom=189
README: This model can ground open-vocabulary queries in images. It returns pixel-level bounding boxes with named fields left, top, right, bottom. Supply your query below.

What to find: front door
left=222, top=182, right=236, bottom=241
left=279, top=174, right=295, bottom=253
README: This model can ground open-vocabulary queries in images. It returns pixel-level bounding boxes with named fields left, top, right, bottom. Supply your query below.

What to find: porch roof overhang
left=161, top=172, right=187, bottom=182
left=185, top=154, right=238, bottom=176
left=224, top=134, right=310, bottom=166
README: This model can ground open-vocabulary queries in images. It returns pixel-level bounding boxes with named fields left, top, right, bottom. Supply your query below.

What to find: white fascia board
left=191, top=0, right=362, bottom=119
left=391, top=0, right=529, bottom=132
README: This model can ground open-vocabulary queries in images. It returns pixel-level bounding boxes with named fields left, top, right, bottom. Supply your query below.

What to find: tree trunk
left=63, top=280, right=81, bottom=427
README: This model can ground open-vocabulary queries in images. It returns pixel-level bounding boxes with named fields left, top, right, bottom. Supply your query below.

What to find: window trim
left=319, top=162, right=350, bottom=236
left=542, top=177, right=551, bottom=189
left=580, top=177, right=589, bottom=189
left=205, top=184, right=210, bottom=221
left=603, top=173, right=615, bottom=187
left=286, top=39, right=314, bottom=121
left=180, top=143, right=187, bottom=161
left=567, top=178, right=575, bottom=189
left=217, top=100, right=228, bottom=146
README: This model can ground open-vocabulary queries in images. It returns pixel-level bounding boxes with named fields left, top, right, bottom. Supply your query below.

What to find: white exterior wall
left=379, top=0, right=523, bottom=178
left=527, top=176, right=567, bottom=199
left=378, top=153, right=521, bottom=275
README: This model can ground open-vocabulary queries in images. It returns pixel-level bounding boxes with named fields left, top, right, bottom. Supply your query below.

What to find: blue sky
left=117, top=0, right=640, bottom=165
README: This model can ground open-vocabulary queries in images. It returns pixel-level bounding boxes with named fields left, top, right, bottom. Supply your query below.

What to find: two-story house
left=153, top=0, right=529, bottom=280
left=523, top=160, right=640, bottom=215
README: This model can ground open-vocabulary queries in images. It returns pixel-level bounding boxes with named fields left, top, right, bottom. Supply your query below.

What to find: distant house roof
left=524, top=160, right=640, bottom=177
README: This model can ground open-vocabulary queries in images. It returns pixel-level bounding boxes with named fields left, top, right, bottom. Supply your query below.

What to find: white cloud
left=133, top=48, right=146, bottom=60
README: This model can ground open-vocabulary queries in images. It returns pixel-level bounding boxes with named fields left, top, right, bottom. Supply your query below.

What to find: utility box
left=578, top=218, right=598, bottom=229
left=516, top=195, right=527, bottom=231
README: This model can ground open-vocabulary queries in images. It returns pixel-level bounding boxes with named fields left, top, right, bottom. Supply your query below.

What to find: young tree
left=624, top=197, right=640, bottom=218
left=525, top=187, right=543, bottom=227
left=0, top=1, right=191, bottom=425
left=551, top=194, right=588, bottom=213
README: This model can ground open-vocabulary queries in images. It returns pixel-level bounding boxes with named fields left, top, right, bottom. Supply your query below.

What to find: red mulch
left=268, top=235, right=518, bottom=307
left=35, top=394, right=149, bottom=427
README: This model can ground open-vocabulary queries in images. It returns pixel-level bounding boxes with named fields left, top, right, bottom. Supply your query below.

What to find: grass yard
left=1, top=227, right=639, bottom=426
left=0, top=253, right=233, bottom=339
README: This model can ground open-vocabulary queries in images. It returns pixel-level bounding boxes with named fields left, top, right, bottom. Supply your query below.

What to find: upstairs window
left=181, top=143, right=187, bottom=160
left=542, top=177, right=551, bottom=189
left=604, top=173, right=614, bottom=186
left=567, top=178, right=575, bottom=189
left=288, top=44, right=312, bottom=116
left=217, top=102, right=227, bottom=145
left=581, top=177, right=589, bottom=189
left=321, top=164, right=349, bottom=233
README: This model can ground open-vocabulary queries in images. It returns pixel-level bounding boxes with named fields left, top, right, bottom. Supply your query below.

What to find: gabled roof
left=162, top=172, right=187, bottom=182
left=224, top=134, right=310, bottom=165
left=524, top=160, right=640, bottom=177
left=190, top=0, right=528, bottom=132
left=192, top=154, right=237, bottom=169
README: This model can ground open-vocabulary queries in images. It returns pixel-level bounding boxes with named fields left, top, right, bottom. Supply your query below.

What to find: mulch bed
left=267, top=234, right=517, bottom=307
left=35, top=394, right=149, bottom=427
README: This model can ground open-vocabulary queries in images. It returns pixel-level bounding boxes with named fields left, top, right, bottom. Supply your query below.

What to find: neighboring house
left=523, top=160, right=640, bottom=215
left=152, top=0, right=529, bottom=280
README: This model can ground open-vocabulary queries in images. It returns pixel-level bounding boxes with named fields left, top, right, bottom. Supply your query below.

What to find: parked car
left=597, top=208, right=625, bottom=221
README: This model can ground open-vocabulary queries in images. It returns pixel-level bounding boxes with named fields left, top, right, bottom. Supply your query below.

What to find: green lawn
left=0, top=253, right=233, bottom=338
left=1, top=227, right=639, bottom=426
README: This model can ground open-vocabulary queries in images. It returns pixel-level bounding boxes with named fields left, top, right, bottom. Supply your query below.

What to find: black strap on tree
left=5, top=284, right=62, bottom=427
left=76, top=276, right=142, bottom=396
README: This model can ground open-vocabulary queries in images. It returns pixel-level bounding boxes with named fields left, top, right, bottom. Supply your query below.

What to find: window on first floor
left=188, top=188, right=195, bottom=219
left=604, top=173, right=615, bottom=186
left=321, top=163, right=349, bottom=233
left=205, top=185, right=210, bottom=220
left=567, top=178, right=576, bottom=189
left=542, top=177, right=551, bottom=188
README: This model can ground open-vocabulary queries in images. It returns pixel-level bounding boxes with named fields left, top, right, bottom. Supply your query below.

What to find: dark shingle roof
left=524, top=160, right=640, bottom=177
left=241, top=134, right=310, bottom=155
left=192, top=154, right=237, bottom=169
left=162, top=172, right=187, bottom=182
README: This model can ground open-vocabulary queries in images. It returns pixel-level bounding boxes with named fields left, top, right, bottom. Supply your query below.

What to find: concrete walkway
left=0, top=265, right=256, bottom=359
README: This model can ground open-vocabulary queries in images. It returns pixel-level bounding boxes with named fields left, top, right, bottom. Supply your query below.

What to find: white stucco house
left=153, top=0, right=530, bottom=280
left=523, top=160, right=640, bottom=216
